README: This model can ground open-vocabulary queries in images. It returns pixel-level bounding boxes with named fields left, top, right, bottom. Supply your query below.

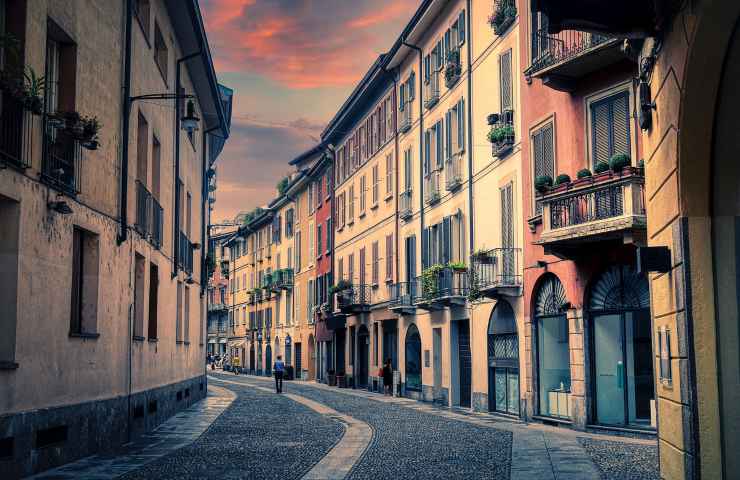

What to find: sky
left=201, top=0, right=420, bottom=224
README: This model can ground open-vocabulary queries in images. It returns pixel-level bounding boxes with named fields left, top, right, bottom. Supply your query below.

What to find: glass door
left=594, top=313, right=626, bottom=424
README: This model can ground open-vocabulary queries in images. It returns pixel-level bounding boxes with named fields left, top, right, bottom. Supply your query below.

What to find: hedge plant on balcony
left=554, top=174, right=571, bottom=186
left=534, top=175, right=553, bottom=193
left=609, top=153, right=631, bottom=172
left=577, top=168, right=593, bottom=179
left=447, top=261, right=467, bottom=272
left=488, top=1, right=517, bottom=35
left=0, top=34, right=45, bottom=115
left=329, top=279, right=352, bottom=296
left=594, top=161, right=610, bottom=174
left=421, top=264, right=444, bottom=301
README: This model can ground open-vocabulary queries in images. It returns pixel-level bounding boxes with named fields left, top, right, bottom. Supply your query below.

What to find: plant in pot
left=447, top=261, right=467, bottom=273
left=609, top=153, right=631, bottom=173
left=488, top=124, right=515, bottom=154
left=534, top=175, right=553, bottom=194
left=80, top=116, right=101, bottom=150
left=488, top=2, right=517, bottom=35
left=554, top=173, right=571, bottom=187
left=421, top=264, right=444, bottom=301
left=594, top=161, right=610, bottom=175
left=21, top=67, right=45, bottom=115
left=577, top=168, right=592, bottom=179
left=445, top=50, right=461, bottom=87
left=472, top=249, right=494, bottom=264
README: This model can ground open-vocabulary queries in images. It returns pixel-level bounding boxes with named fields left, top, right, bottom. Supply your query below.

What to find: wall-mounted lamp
left=181, top=100, right=200, bottom=134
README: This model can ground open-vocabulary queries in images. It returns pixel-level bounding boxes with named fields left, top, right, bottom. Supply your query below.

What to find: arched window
left=405, top=324, right=422, bottom=391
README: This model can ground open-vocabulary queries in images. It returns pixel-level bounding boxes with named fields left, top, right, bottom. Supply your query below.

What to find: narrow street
left=33, top=375, right=658, bottom=480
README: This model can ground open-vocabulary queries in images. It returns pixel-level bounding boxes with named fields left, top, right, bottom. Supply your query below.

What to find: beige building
left=0, top=0, right=230, bottom=477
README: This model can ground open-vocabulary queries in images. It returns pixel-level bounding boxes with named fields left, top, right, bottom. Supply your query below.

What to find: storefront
left=488, top=300, right=519, bottom=416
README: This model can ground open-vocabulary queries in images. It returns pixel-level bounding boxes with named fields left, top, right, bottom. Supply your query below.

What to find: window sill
left=384, top=193, right=393, bottom=202
left=0, top=361, right=19, bottom=370
left=359, top=212, right=366, bottom=219
left=370, top=203, right=379, bottom=211
left=176, top=340, right=184, bottom=344
left=69, top=332, right=100, bottom=340
left=148, top=338, right=159, bottom=343
left=133, top=335, right=145, bottom=342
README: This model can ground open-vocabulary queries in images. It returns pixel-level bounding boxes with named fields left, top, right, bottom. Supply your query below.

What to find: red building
left=519, top=2, right=652, bottom=432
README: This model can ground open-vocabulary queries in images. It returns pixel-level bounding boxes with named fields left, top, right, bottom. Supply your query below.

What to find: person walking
left=232, top=355, right=241, bottom=375
left=383, top=358, right=393, bottom=396
left=274, top=355, right=285, bottom=393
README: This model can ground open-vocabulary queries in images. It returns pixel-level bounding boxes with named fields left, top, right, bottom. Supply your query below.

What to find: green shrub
left=534, top=175, right=553, bottom=192
left=594, top=162, right=610, bottom=174
left=609, top=153, right=631, bottom=172
left=554, top=174, right=571, bottom=186
left=638, top=159, right=645, bottom=169
left=577, top=168, right=592, bottom=179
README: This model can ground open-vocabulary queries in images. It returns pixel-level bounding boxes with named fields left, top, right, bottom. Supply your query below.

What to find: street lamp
left=181, top=99, right=200, bottom=135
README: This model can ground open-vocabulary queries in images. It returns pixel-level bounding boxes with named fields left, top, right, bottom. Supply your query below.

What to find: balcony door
left=589, top=266, right=652, bottom=427
left=501, top=183, right=515, bottom=281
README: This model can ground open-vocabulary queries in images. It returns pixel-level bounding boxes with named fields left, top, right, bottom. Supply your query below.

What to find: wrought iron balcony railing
left=272, top=268, right=294, bottom=290
left=445, top=151, right=464, bottom=191
left=471, top=248, right=522, bottom=297
left=530, top=29, right=614, bottom=74
left=416, top=267, right=469, bottom=307
left=208, top=303, right=228, bottom=312
left=0, top=95, right=33, bottom=169
left=41, top=118, right=81, bottom=196
left=389, top=281, right=418, bottom=313
left=424, top=170, right=441, bottom=205
left=400, top=190, right=413, bottom=220
left=335, top=284, right=371, bottom=313
left=135, top=180, right=164, bottom=248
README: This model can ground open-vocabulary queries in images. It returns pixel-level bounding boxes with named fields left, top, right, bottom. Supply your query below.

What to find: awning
left=315, top=319, right=333, bottom=343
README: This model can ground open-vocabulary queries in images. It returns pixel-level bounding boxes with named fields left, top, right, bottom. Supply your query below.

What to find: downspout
left=402, top=40, right=424, bottom=270
left=465, top=0, right=474, bottom=256
left=173, top=50, right=202, bottom=279
left=381, top=65, right=401, bottom=302
left=118, top=0, right=133, bottom=245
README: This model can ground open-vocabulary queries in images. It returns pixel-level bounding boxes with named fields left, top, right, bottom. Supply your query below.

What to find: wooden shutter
left=406, top=236, right=417, bottom=281
left=591, top=91, right=631, bottom=168
left=348, top=253, right=354, bottom=284
left=405, top=149, right=412, bottom=191
left=458, top=10, right=466, bottom=45
left=500, top=50, right=513, bottom=112
left=338, top=257, right=344, bottom=281
left=533, top=123, right=554, bottom=214
left=359, top=248, right=366, bottom=285
left=399, top=83, right=405, bottom=111
left=372, top=241, right=379, bottom=285
left=424, top=130, right=431, bottom=175
left=422, top=228, right=430, bottom=269
left=445, top=110, right=453, bottom=159
left=385, top=234, right=393, bottom=280
left=436, top=121, right=444, bottom=169
left=442, top=217, right=451, bottom=264
left=501, top=183, right=514, bottom=248
left=458, top=99, right=465, bottom=152
left=424, top=54, right=430, bottom=82
left=409, top=72, right=415, bottom=100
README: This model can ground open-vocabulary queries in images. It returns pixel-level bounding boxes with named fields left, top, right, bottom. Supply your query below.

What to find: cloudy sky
left=201, top=0, right=420, bottom=223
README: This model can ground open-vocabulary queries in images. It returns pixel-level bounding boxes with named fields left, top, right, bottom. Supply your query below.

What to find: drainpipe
left=402, top=40, right=424, bottom=271
left=381, top=65, right=401, bottom=300
left=173, top=50, right=202, bottom=279
left=466, top=0, right=474, bottom=256
left=118, top=0, right=133, bottom=245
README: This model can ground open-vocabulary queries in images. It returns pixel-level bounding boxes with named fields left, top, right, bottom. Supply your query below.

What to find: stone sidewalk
left=28, top=385, right=236, bottom=480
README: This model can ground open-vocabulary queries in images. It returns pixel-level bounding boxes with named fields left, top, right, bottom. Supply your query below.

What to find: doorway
left=357, top=326, right=369, bottom=388
left=265, top=345, right=272, bottom=376
left=589, top=265, right=652, bottom=427
left=433, top=328, right=442, bottom=402
left=488, top=300, right=519, bottom=415
left=457, top=320, right=472, bottom=408
left=249, top=344, right=255, bottom=373
left=294, top=342, right=302, bottom=379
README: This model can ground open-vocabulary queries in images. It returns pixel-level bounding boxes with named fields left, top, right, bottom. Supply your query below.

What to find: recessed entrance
left=488, top=300, right=519, bottom=415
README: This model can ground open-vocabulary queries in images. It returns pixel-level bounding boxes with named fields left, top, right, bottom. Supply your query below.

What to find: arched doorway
left=308, top=334, right=316, bottom=381
left=405, top=324, right=422, bottom=392
left=357, top=326, right=369, bottom=388
left=265, top=345, right=272, bottom=376
left=488, top=300, right=519, bottom=415
left=533, top=274, right=570, bottom=419
left=249, top=343, right=255, bottom=373
left=588, top=266, right=651, bottom=427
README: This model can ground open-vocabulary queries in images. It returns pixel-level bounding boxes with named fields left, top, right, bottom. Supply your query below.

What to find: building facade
left=207, top=230, right=234, bottom=356
left=0, top=0, right=230, bottom=477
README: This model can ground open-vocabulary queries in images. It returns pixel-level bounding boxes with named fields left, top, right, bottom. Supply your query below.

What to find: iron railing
left=400, top=190, right=413, bottom=220
left=417, top=267, right=469, bottom=303
left=41, top=117, right=81, bottom=195
left=336, top=284, right=371, bottom=309
left=445, top=152, right=463, bottom=191
left=0, top=94, right=33, bottom=168
left=530, top=28, right=614, bottom=75
left=444, top=50, right=462, bottom=88
left=399, top=106, right=412, bottom=133
left=424, top=170, right=441, bottom=205
left=134, top=180, right=164, bottom=248
left=490, top=110, right=515, bottom=158
left=545, top=171, right=645, bottom=230
left=472, top=248, right=522, bottom=290
left=273, top=268, right=294, bottom=290
left=390, top=281, right=418, bottom=308
left=424, top=70, right=440, bottom=109
left=208, top=303, right=228, bottom=312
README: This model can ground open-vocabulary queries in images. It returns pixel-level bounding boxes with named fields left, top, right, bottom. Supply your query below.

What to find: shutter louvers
left=459, top=11, right=466, bottom=45
left=436, top=121, right=444, bottom=169
left=612, top=92, right=631, bottom=158
left=422, top=228, right=430, bottom=269
left=409, top=72, right=415, bottom=100
left=458, top=99, right=465, bottom=152
left=591, top=100, right=611, bottom=168
left=442, top=217, right=451, bottom=264
left=399, top=84, right=405, bottom=111
left=500, top=51, right=513, bottom=112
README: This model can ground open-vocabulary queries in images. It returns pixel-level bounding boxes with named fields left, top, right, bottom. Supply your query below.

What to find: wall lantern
left=181, top=100, right=200, bottom=134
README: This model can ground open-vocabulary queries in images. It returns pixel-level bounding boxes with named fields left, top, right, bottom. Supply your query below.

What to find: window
left=338, top=257, right=344, bottom=281
left=348, top=253, right=355, bottom=284
left=590, top=91, right=631, bottom=168
left=176, top=281, right=183, bottom=342
left=136, top=113, right=149, bottom=185
left=371, top=241, right=379, bottom=286
left=532, top=122, right=554, bottom=214
left=349, top=185, right=355, bottom=222
left=308, top=222, right=314, bottom=262
left=316, top=224, right=322, bottom=258
left=385, top=154, right=393, bottom=197
left=372, top=164, right=379, bottom=206
left=70, top=227, right=99, bottom=336
left=276, top=296, right=281, bottom=326
left=385, top=234, right=393, bottom=281
left=286, top=291, right=292, bottom=324
left=152, top=135, right=161, bottom=200
left=404, top=148, right=412, bottom=192
left=360, top=175, right=367, bottom=214
left=134, top=254, right=146, bottom=338
left=134, top=0, right=150, bottom=41
left=307, top=280, right=314, bottom=318
left=500, top=50, right=513, bottom=112
left=359, top=247, right=366, bottom=286
left=294, top=231, right=301, bottom=271
left=184, top=286, right=190, bottom=342
left=317, top=177, right=323, bottom=207
left=286, top=208, right=294, bottom=237
left=326, top=219, right=332, bottom=254
left=308, top=181, right=314, bottom=212
left=154, top=22, right=168, bottom=83
left=0, top=196, right=20, bottom=364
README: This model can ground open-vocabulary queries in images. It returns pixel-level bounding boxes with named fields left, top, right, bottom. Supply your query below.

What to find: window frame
left=584, top=83, right=635, bottom=169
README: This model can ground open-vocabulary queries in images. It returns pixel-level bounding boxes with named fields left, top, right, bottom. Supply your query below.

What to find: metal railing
left=336, top=284, right=371, bottom=309
left=530, top=28, right=614, bottom=75
left=0, top=94, right=33, bottom=168
left=445, top=152, right=463, bottom=191
left=444, top=50, right=462, bottom=88
left=208, top=303, right=228, bottom=312
left=273, top=268, right=294, bottom=290
left=179, top=232, right=194, bottom=274
left=400, top=190, right=413, bottom=220
left=41, top=118, right=81, bottom=195
left=472, top=248, right=522, bottom=290
left=490, top=110, right=515, bottom=158
left=134, top=180, right=164, bottom=248
left=417, top=267, right=469, bottom=303
left=544, top=170, right=645, bottom=230
left=424, top=170, right=441, bottom=205
left=399, top=106, right=412, bottom=133
left=390, top=281, right=418, bottom=308
left=424, top=70, right=440, bottom=109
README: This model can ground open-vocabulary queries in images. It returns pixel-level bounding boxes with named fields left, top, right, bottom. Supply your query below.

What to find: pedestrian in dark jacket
left=274, top=355, right=285, bottom=393
left=383, top=358, right=393, bottom=396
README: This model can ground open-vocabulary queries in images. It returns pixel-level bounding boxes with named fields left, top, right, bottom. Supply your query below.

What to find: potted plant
left=421, top=264, right=444, bottom=301
left=445, top=50, right=462, bottom=87
left=577, top=168, right=592, bottom=179
left=534, top=175, right=553, bottom=193
left=21, top=67, right=45, bottom=115
left=594, top=161, right=610, bottom=175
left=448, top=261, right=467, bottom=273
left=609, top=153, right=631, bottom=173
left=488, top=1, right=517, bottom=35
left=554, top=173, right=571, bottom=187
left=472, top=249, right=495, bottom=264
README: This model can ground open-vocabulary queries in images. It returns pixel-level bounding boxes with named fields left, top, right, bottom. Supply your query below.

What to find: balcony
left=444, top=50, right=462, bottom=89
left=41, top=119, right=82, bottom=196
left=399, top=106, right=412, bottom=133
left=254, top=289, right=264, bottom=303
left=389, top=281, right=418, bottom=315
left=535, top=167, right=646, bottom=258
left=135, top=180, right=164, bottom=249
left=220, top=259, right=230, bottom=278
left=423, top=71, right=440, bottom=109
left=272, top=268, right=294, bottom=290
left=527, top=29, right=624, bottom=92
left=0, top=95, right=33, bottom=169
left=488, top=110, right=515, bottom=159
left=445, top=152, right=463, bottom=191
left=399, top=190, right=413, bottom=220
left=415, top=267, right=469, bottom=308
left=335, top=284, right=371, bottom=314
left=178, top=232, right=194, bottom=274
left=208, top=303, right=228, bottom=312
left=471, top=248, right=522, bottom=298
left=424, top=170, right=441, bottom=205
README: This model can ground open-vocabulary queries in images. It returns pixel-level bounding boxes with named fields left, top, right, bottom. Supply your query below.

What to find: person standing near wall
left=274, top=355, right=285, bottom=393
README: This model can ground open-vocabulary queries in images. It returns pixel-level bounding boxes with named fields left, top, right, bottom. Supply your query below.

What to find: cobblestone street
left=34, top=373, right=658, bottom=480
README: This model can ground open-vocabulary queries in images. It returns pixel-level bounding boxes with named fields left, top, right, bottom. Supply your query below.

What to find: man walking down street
left=274, top=355, right=285, bottom=393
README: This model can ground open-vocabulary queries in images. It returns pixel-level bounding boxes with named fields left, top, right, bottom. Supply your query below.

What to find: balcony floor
left=534, top=214, right=647, bottom=258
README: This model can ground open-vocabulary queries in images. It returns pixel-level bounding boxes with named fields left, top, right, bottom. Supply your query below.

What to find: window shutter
left=424, top=55, right=430, bottom=82
left=533, top=123, right=554, bottom=213
left=424, top=130, right=431, bottom=175
left=442, top=217, right=451, bottom=264
left=386, top=234, right=393, bottom=280
left=591, top=99, right=611, bottom=167
left=458, top=98, right=465, bottom=152
left=501, top=183, right=513, bottom=249
left=407, top=236, right=417, bottom=280
left=445, top=111, right=452, bottom=159
left=404, top=149, right=412, bottom=191
left=436, top=121, right=444, bottom=169
left=422, top=228, right=430, bottom=269
left=458, top=11, right=466, bottom=46
left=444, top=30, right=451, bottom=60
left=611, top=92, right=631, bottom=159
left=409, top=72, right=415, bottom=100
left=500, top=50, right=512, bottom=112
left=399, top=84, right=405, bottom=111
left=359, top=247, right=366, bottom=285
